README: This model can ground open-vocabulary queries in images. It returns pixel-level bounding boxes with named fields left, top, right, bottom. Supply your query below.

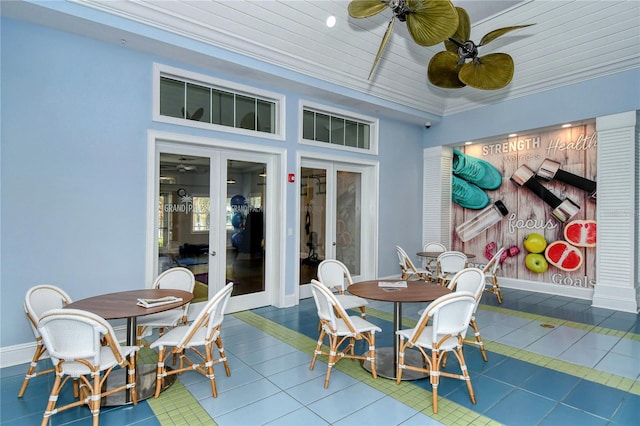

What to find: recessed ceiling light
left=562, top=123, right=572, bottom=128
left=508, top=133, right=517, bottom=138
left=464, top=141, right=473, bottom=145
left=326, top=16, right=336, bottom=28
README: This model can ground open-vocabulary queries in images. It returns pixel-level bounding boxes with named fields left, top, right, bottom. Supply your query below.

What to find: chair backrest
left=396, top=245, right=419, bottom=273
left=310, top=279, right=356, bottom=334
left=447, top=268, right=485, bottom=304
left=153, top=267, right=196, bottom=292
left=317, top=259, right=353, bottom=293
left=24, top=285, right=73, bottom=338
left=437, top=251, right=468, bottom=274
left=423, top=242, right=446, bottom=253
left=178, top=282, right=234, bottom=347
left=483, top=247, right=506, bottom=276
left=411, top=292, right=476, bottom=345
left=38, top=308, right=128, bottom=370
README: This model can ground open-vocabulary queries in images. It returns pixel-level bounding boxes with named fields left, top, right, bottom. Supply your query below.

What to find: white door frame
left=146, top=130, right=287, bottom=311
left=296, top=151, right=379, bottom=300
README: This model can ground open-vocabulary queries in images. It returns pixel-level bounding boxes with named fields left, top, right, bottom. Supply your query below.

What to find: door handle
left=209, top=251, right=216, bottom=256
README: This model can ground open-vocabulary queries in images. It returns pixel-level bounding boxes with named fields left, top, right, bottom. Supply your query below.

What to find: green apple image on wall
left=523, top=233, right=547, bottom=253
left=525, top=253, right=549, bottom=273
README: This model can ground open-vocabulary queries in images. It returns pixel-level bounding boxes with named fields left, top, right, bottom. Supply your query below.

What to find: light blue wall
left=0, top=17, right=425, bottom=347
left=425, top=68, right=640, bottom=145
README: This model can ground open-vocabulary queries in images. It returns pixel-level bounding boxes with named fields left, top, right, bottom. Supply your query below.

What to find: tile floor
left=1, top=287, right=639, bottom=425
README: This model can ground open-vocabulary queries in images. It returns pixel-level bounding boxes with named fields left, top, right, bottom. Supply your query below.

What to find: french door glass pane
left=226, top=160, right=266, bottom=296
left=336, top=171, right=361, bottom=275
left=158, top=153, right=210, bottom=303
left=300, top=167, right=326, bottom=284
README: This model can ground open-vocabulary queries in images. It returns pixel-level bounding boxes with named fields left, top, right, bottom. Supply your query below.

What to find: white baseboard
left=1, top=325, right=129, bottom=369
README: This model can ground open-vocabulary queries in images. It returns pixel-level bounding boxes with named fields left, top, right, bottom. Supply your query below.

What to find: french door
left=154, top=141, right=275, bottom=312
left=299, top=159, right=377, bottom=298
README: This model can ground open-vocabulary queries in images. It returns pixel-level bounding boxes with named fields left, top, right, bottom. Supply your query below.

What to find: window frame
left=299, top=100, right=379, bottom=155
left=153, top=63, right=285, bottom=141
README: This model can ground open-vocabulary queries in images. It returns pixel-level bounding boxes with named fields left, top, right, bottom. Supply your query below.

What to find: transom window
left=154, top=64, right=284, bottom=139
left=300, top=102, right=377, bottom=153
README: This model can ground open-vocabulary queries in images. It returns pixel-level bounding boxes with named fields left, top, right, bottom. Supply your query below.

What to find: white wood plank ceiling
left=5, top=1, right=639, bottom=121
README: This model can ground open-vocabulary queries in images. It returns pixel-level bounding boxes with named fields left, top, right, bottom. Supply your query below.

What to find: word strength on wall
left=482, top=137, right=541, bottom=155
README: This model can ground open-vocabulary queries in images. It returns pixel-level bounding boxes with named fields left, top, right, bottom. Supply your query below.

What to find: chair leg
left=127, top=354, right=138, bottom=405
left=310, top=328, right=325, bottom=371
left=368, top=333, right=377, bottom=379
left=41, top=370, right=64, bottom=426
left=18, top=342, right=49, bottom=397
left=323, top=335, right=338, bottom=388
left=359, top=306, right=366, bottom=319
left=453, top=345, right=476, bottom=405
left=154, top=348, right=167, bottom=398
left=215, top=336, right=231, bottom=376
left=431, top=350, right=441, bottom=414
left=205, top=344, right=218, bottom=398
left=396, top=339, right=405, bottom=384
left=493, top=276, right=503, bottom=304
left=90, top=372, right=101, bottom=426
left=469, top=316, right=488, bottom=362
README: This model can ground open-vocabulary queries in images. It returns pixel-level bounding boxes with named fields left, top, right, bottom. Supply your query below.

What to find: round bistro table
left=348, top=280, right=451, bottom=380
left=66, top=289, right=193, bottom=405
left=416, top=251, right=477, bottom=259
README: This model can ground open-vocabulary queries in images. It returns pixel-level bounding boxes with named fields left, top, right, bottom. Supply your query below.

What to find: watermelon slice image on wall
left=564, top=220, right=596, bottom=247
left=545, top=241, right=584, bottom=271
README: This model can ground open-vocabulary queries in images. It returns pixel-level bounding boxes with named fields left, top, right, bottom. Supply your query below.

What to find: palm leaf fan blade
left=405, top=0, right=459, bottom=46
left=459, top=53, right=514, bottom=90
left=348, top=0, right=387, bottom=18
left=444, top=6, right=470, bottom=52
left=427, top=51, right=465, bottom=88
left=479, top=24, right=535, bottom=46
left=368, top=17, right=396, bottom=79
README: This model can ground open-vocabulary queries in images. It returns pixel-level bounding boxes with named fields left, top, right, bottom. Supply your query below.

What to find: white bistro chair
left=317, top=259, right=368, bottom=318
left=37, top=309, right=139, bottom=426
left=396, top=245, right=430, bottom=281
left=19, top=284, right=73, bottom=397
left=422, top=242, right=447, bottom=275
left=396, top=292, right=477, bottom=413
left=435, top=251, right=468, bottom=286
left=150, top=282, right=234, bottom=398
left=483, top=247, right=506, bottom=304
left=309, top=279, right=381, bottom=388
left=447, top=268, right=488, bottom=361
left=136, top=267, right=195, bottom=345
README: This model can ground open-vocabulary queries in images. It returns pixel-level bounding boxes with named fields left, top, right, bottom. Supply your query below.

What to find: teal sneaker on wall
left=453, top=149, right=502, bottom=190
left=452, top=175, right=490, bottom=210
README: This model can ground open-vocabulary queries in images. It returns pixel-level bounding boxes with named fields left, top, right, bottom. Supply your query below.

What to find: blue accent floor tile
left=611, top=393, right=640, bottom=425
left=483, top=357, right=541, bottom=386
left=520, top=368, right=580, bottom=401
left=562, top=379, right=627, bottom=419
left=484, top=389, right=556, bottom=425
left=539, top=403, right=608, bottom=426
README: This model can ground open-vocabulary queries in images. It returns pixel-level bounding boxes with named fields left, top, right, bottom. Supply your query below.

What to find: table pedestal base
left=102, top=364, right=176, bottom=406
left=361, top=347, right=428, bottom=381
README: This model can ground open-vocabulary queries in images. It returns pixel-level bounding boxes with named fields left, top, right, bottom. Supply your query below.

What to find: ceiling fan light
left=326, top=15, right=336, bottom=28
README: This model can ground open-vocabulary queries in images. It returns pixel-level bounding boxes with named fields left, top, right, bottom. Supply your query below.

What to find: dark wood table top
left=417, top=251, right=476, bottom=259
left=348, top=280, right=451, bottom=304
left=65, top=289, right=194, bottom=320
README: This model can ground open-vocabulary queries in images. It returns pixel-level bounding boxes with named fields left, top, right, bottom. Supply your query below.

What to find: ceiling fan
left=348, top=0, right=459, bottom=79
left=161, top=157, right=198, bottom=173
left=181, top=107, right=204, bottom=121
left=427, top=7, right=534, bottom=90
